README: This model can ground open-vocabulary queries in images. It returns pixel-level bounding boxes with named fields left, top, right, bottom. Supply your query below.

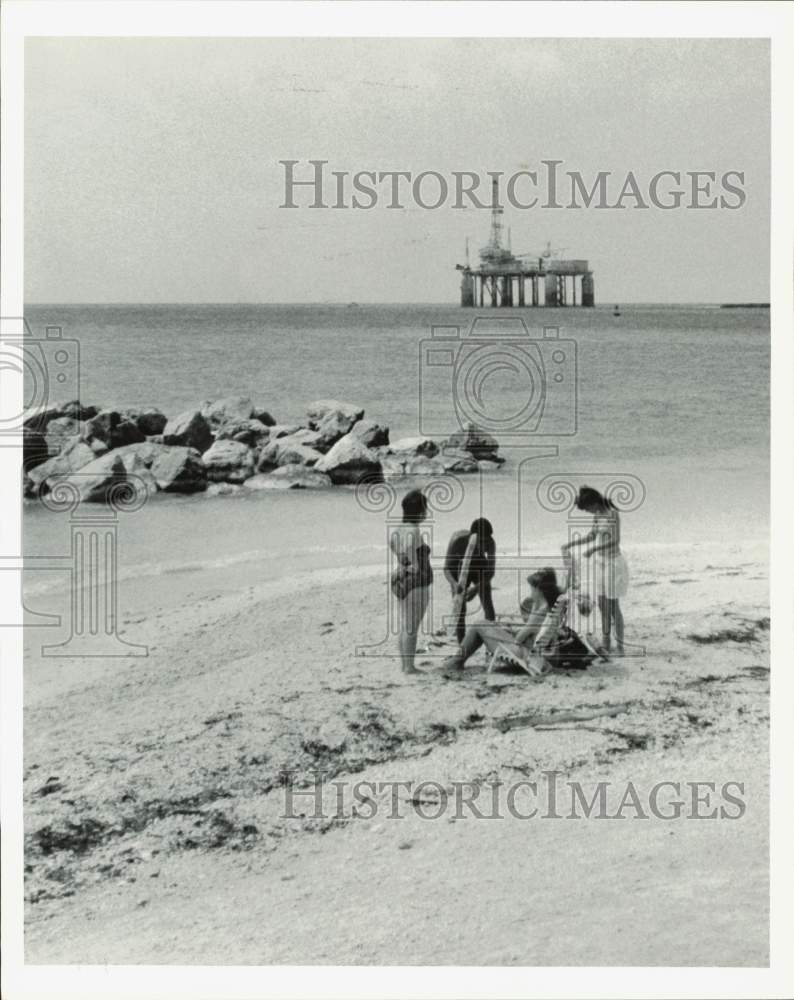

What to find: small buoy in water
left=613, top=304, right=621, bottom=317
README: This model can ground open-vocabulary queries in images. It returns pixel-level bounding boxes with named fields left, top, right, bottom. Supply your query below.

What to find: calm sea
left=23, top=304, right=769, bottom=600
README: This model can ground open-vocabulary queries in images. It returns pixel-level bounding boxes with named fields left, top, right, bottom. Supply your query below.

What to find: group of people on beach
left=389, top=486, right=629, bottom=677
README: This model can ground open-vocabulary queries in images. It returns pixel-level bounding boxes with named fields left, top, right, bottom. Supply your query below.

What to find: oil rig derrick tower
left=457, top=178, right=594, bottom=308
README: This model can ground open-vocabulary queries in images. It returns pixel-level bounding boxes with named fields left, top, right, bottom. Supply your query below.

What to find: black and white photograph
left=1, top=3, right=793, bottom=998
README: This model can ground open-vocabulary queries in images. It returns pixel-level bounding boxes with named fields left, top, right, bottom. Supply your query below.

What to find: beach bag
left=390, top=565, right=419, bottom=600
left=542, top=626, right=596, bottom=670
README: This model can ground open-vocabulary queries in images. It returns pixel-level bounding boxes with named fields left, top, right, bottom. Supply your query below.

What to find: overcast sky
left=25, top=37, right=769, bottom=304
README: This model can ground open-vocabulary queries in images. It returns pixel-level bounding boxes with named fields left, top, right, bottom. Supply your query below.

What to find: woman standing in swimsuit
left=562, top=486, right=629, bottom=655
left=389, top=489, right=433, bottom=674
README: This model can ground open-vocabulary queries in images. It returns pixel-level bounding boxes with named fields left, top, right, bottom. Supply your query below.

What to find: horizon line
left=22, top=300, right=770, bottom=308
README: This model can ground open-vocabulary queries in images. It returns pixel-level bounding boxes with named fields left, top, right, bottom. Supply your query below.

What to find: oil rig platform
left=456, top=180, right=594, bottom=308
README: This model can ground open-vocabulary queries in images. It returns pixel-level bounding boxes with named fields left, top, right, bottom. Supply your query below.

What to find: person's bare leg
left=455, top=594, right=467, bottom=644
left=598, top=595, right=612, bottom=652
left=480, top=577, right=496, bottom=622
left=611, top=599, right=624, bottom=655
left=398, top=628, right=416, bottom=673
left=397, top=593, right=415, bottom=673
left=401, top=586, right=430, bottom=674
left=444, top=621, right=511, bottom=677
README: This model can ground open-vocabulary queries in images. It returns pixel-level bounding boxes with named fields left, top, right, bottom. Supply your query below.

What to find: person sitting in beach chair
left=443, top=567, right=560, bottom=679
left=532, top=588, right=601, bottom=672
left=442, top=567, right=601, bottom=680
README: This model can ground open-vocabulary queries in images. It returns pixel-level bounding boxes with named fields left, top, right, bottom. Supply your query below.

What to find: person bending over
left=443, top=517, right=496, bottom=643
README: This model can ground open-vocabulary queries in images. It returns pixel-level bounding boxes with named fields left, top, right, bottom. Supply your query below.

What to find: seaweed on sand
left=686, top=617, right=769, bottom=646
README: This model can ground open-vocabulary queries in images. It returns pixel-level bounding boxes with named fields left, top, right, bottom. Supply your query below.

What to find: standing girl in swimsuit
left=389, top=489, right=433, bottom=674
left=562, top=486, right=629, bottom=655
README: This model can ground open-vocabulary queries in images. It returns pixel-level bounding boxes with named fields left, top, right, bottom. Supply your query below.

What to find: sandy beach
left=23, top=536, right=769, bottom=965
left=7, top=20, right=784, bottom=999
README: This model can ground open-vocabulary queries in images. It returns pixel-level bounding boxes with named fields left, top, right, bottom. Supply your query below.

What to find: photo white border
left=2, top=2, right=792, bottom=998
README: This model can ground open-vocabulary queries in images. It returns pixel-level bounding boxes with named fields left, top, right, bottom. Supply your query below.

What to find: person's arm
left=584, top=515, right=618, bottom=557
left=390, top=528, right=411, bottom=566
left=514, top=605, right=548, bottom=646
left=464, top=537, right=493, bottom=599
left=483, top=537, right=496, bottom=581
left=562, top=529, right=595, bottom=553
left=444, top=534, right=462, bottom=595
left=532, top=595, right=568, bottom=650
left=562, top=551, right=577, bottom=591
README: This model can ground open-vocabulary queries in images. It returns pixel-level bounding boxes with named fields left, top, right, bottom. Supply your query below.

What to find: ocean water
left=22, top=304, right=769, bottom=603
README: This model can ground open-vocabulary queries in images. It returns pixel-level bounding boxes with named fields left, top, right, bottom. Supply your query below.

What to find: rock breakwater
left=23, top=396, right=504, bottom=502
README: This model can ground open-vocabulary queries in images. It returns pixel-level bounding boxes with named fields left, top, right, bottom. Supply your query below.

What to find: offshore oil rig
left=457, top=180, right=594, bottom=307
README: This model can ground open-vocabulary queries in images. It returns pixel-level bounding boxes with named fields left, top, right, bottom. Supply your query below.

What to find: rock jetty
left=22, top=396, right=504, bottom=502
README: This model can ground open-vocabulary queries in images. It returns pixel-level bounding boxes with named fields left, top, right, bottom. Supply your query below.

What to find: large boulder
left=26, top=439, right=97, bottom=495
left=306, top=399, right=364, bottom=431
left=44, top=416, right=85, bottom=456
left=151, top=447, right=207, bottom=493
left=23, top=401, right=99, bottom=433
left=84, top=409, right=146, bottom=450
left=201, top=396, right=254, bottom=428
left=111, top=441, right=169, bottom=468
left=60, top=401, right=101, bottom=422
left=23, top=404, right=65, bottom=434
left=112, top=442, right=169, bottom=498
left=382, top=436, right=440, bottom=460
left=268, top=423, right=302, bottom=439
left=117, top=452, right=159, bottom=500
left=446, top=422, right=502, bottom=462
left=251, top=406, right=276, bottom=427
left=405, top=457, right=447, bottom=476
left=279, top=428, right=323, bottom=449
left=132, top=407, right=168, bottom=436
left=315, top=435, right=382, bottom=485
left=53, top=453, right=127, bottom=504
left=380, top=456, right=409, bottom=479
left=214, top=418, right=271, bottom=447
left=201, top=440, right=255, bottom=483
left=350, top=419, right=389, bottom=449
left=313, top=410, right=362, bottom=452
left=439, top=449, right=480, bottom=474
left=256, top=438, right=323, bottom=471
left=245, top=466, right=332, bottom=490
left=162, top=410, right=213, bottom=453
left=22, top=426, right=49, bottom=472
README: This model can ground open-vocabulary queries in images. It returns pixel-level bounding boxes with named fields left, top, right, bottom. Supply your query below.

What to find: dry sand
left=23, top=539, right=769, bottom=965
